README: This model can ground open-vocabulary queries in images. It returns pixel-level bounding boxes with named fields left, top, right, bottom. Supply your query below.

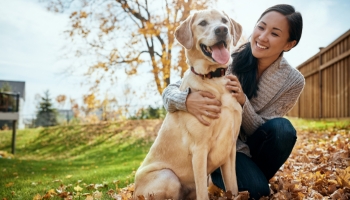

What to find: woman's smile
left=256, top=42, right=268, bottom=49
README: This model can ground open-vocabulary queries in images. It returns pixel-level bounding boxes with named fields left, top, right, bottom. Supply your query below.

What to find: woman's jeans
left=211, top=118, right=297, bottom=200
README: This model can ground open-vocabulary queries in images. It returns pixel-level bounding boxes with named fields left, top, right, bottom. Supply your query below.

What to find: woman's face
left=251, top=11, right=296, bottom=63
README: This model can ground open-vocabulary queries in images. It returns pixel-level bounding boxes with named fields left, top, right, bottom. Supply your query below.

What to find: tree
left=82, top=93, right=100, bottom=116
left=130, top=105, right=166, bottom=119
left=35, top=90, right=58, bottom=127
left=42, top=0, right=217, bottom=95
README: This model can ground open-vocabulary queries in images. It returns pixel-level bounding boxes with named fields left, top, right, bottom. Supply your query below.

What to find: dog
left=134, top=9, right=242, bottom=200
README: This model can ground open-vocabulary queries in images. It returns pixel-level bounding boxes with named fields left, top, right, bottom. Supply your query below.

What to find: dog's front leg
left=192, top=149, right=210, bottom=200
left=221, top=144, right=238, bottom=196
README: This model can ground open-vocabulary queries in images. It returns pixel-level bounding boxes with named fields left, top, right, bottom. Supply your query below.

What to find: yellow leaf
left=74, top=185, right=83, bottom=192
left=47, top=189, right=57, bottom=195
left=297, top=192, right=305, bottom=199
left=80, top=11, right=88, bottom=18
left=33, top=194, right=42, bottom=200
left=66, top=175, right=73, bottom=179
left=85, top=195, right=93, bottom=200
left=337, top=166, right=350, bottom=187
left=93, top=191, right=102, bottom=199
left=127, top=184, right=134, bottom=192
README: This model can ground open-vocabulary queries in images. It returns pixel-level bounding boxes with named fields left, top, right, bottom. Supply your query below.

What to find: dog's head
left=175, top=9, right=242, bottom=72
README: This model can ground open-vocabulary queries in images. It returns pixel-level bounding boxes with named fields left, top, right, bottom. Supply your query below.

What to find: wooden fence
left=287, top=29, right=350, bottom=119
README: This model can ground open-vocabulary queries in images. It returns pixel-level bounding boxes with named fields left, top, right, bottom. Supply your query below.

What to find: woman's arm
left=241, top=74, right=305, bottom=135
left=162, top=80, right=222, bottom=125
left=226, top=72, right=305, bottom=136
left=162, top=80, right=189, bottom=113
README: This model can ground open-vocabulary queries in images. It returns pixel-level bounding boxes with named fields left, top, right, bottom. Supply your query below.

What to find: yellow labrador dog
left=134, top=9, right=242, bottom=200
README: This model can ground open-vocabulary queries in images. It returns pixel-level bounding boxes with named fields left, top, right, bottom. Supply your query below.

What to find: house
left=0, top=80, right=25, bottom=129
left=57, top=109, right=74, bottom=124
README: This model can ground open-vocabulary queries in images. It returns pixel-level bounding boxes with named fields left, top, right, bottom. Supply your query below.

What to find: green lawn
left=0, top=118, right=349, bottom=199
left=288, top=117, right=350, bottom=131
left=0, top=120, right=161, bottom=200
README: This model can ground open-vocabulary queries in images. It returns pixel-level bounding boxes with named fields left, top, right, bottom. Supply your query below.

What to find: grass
left=0, top=118, right=349, bottom=199
left=0, top=120, right=162, bottom=200
left=288, top=117, right=350, bottom=131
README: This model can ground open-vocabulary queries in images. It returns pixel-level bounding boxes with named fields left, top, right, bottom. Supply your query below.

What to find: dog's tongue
left=211, top=43, right=230, bottom=64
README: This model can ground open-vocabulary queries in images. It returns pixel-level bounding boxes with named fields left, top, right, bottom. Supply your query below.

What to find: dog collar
left=191, top=67, right=227, bottom=79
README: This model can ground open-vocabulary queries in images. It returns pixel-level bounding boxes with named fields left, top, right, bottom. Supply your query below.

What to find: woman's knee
left=263, top=118, right=297, bottom=141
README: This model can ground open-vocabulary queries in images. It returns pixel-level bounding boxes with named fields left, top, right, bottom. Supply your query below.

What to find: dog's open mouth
left=200, top=41, right=230, bottom=64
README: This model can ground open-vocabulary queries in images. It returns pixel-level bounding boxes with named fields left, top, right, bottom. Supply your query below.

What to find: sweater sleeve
left=241, top=72, right=305, bottom=136
left=241, top=97, right=265, bottom=136
left=162, top=80, right=191, bottom=113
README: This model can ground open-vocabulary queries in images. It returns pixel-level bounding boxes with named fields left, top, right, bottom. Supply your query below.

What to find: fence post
left=11, top=120, right=17, bottom=154
left=318, top=47, right=323, bottom=119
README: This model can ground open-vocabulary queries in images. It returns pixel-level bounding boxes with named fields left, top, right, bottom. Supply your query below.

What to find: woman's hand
left=186, top=91, right=221, bottom=126
left=226, top=74, right=246, bottom=106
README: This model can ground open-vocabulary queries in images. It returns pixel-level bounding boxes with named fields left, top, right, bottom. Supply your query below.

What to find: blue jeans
left=211, top=118, right=297, bottom=200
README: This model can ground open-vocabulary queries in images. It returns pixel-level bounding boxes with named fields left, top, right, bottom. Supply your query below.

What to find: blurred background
left=1, top=0, right=349, bottom=129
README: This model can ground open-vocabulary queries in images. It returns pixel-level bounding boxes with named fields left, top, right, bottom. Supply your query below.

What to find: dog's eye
left=199, top=20, right=207, bottom=26
left=222, top=18, right=228, bottom=23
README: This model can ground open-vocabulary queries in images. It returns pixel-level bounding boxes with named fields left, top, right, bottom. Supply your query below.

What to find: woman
left=162, top=4, right=304, bottom=200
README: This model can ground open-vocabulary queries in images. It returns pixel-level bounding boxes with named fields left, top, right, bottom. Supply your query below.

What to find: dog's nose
left=215, top=26, right=228, bottom=37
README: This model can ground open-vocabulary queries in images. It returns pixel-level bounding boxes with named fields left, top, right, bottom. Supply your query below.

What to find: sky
left=0, top=0, right=349, bottom=119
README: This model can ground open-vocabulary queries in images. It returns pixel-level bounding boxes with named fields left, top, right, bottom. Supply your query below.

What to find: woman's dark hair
left=231, top=4, right=303, bottom=99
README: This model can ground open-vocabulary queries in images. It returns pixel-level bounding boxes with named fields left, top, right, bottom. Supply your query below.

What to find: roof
left=0, top=80, right=26, bottom=100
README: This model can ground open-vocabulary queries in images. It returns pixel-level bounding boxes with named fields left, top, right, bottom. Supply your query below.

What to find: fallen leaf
left=32, top=194, right=42, bottom=200
left=74, top=185, right=83, bottom=192
left=5, top=182, right=14, bottom=187
left=85, top=195, right=93, bottom=200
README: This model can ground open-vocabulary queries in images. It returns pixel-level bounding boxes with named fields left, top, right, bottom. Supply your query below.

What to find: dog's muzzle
left=200, top=40, right=229, bottom=65
left=200, top=25, right=231, bottom=65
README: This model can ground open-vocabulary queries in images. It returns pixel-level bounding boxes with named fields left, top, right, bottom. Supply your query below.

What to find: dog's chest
left=207, top=116, right=236, bottom=166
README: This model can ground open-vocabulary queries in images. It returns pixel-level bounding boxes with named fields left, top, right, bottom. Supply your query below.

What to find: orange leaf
left=5, top=182, right=14, bottom=187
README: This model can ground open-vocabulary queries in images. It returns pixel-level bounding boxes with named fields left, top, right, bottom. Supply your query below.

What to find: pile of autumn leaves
left=122, top=127, right=350, bottom=200
left=31, top=127, right=349, bottom=200
left=267, top=128, right=350, bottom=199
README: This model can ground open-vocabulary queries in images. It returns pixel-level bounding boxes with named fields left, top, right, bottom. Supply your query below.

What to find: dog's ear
left=224, top=12, right=242, bottom=46
left=174, top=14, right=194, bottom=49
left=230, top=19, right=242, bottom=46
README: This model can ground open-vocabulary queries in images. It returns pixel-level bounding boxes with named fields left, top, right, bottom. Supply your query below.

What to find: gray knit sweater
left=162, top=56, right=305, bottom=156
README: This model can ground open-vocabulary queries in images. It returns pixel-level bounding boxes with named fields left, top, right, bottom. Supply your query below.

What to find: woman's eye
left=257, top=26, right=264, bottom=30
left=199, top=20, right=207, bottom=26
left=272, top=33, right=279, bottom=37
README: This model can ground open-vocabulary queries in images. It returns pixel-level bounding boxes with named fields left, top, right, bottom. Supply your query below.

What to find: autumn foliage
left=116, top=125, right=350, bottom=199
left=267, top=128, right=350, bottom=199
left=2, top=120, right=348, bottom=200
left=41, top=0, right=218, bottom=95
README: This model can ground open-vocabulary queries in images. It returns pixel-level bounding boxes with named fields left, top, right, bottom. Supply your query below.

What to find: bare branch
left=116, top=0, right=148, bottom=22
left=43, top=0, right=217, bottom=96
left=113, top=50, right=150, bottom=64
